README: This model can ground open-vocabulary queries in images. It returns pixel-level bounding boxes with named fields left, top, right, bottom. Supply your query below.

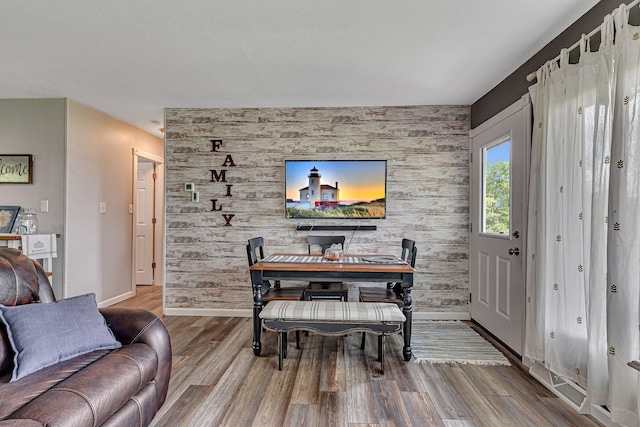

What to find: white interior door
left=470, top=96, right=530, bottom=356
left=136, top=160, right=155, bottom=285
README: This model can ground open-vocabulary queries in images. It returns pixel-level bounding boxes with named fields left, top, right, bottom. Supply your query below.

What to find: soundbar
left=295, top=225, right=377, bottom=231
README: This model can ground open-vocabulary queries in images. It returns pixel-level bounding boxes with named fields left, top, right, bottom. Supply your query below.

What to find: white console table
left=0, top=233, right=59, bottom=285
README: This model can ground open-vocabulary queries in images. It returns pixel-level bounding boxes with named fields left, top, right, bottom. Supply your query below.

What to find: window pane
left=483, top=136, right=511, bottom=235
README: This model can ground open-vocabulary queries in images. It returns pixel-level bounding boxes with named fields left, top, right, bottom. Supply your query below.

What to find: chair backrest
left=246, top=236, right=265, bottom=267
left=247, top=236, right=277, bottom=293
left=307, top=235, right=346, bottom=254
left=387, top=239, right=417, bottom=294
left=400, top=238, right=417, bottom=267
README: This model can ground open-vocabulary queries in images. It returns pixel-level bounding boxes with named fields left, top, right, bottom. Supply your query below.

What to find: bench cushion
left=259, top=301, right=405, bottom=323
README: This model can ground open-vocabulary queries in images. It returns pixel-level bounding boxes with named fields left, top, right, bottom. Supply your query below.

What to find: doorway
left=469, top=95, right=531, bottom=356
left=132, top=149, right=164, bottom=293
left=136, top=160, right=155, bottom=285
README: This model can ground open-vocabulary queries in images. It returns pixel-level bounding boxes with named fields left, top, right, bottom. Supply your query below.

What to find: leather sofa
left=0, top=248, right=172, bottom=426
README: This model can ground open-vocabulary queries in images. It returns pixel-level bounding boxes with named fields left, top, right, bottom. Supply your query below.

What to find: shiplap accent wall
left=164, top=106, right=470, bottom=318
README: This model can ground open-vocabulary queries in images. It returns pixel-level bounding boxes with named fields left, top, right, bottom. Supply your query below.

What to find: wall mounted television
left=285, top=160, right=387, bottom=219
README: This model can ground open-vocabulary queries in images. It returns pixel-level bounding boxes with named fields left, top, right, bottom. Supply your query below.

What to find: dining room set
left=246, top=235, right=417, bottom=372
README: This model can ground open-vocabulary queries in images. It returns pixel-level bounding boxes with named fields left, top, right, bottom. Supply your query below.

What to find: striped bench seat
left=259, top=300, right=406, bottom=372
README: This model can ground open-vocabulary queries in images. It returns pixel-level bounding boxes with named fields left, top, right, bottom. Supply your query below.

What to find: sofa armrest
left=99, top=307, right=172, bottom=406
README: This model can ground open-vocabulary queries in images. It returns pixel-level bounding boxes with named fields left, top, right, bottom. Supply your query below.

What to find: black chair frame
left=304, top=235, right=349, bottom=301
left=247, top=237, right=304, bottom=355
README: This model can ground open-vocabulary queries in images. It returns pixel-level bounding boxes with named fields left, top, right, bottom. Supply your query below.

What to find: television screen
left=285, top=160, right=387, bottom=219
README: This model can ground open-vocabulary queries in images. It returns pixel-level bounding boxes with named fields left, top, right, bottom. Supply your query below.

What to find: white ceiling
left=0, top=0, right=600, bottom=137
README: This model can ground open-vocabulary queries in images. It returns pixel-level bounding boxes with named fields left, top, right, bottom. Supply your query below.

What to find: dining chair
left=304, top=235, right=349, bottom=301
left=246, top=236, right=305, bottom=351
left=359, top=238, right=417, bottom=349
left=306, top=235, right=346, bottom=255
left=247, top=236, right=306, bottom=298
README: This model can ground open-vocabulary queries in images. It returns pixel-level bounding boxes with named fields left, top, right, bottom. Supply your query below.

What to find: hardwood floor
left=115, top=286, right=603, bottom=427
left=113, top=285, right=163, bottom=318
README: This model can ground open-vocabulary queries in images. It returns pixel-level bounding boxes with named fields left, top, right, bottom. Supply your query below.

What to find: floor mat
left=411, top=320, right=511, bottom=366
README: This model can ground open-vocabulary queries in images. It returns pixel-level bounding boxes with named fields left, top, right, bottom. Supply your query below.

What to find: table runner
left=261, top=255, right=406, bottom=264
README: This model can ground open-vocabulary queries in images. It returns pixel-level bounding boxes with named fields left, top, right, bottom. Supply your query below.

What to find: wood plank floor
left=115, top=286, right=603, bottom=427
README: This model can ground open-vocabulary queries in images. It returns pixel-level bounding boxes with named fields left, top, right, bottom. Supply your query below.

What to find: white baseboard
left=163, top=308, right=469, bottom=320
left=98, top=291, right=135, bottom=308
left=528, top=361, right=618, bottom=427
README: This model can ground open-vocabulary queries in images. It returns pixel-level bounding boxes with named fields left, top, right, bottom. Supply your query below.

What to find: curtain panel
left=526, top=6, right=640, bottom=426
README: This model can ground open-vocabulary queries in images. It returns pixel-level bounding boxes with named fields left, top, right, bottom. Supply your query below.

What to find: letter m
left=210, top=169, right=227, bottom=182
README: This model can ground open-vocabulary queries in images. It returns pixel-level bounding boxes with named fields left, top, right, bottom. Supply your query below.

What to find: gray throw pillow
left=0, top=293, right=122, bottom=381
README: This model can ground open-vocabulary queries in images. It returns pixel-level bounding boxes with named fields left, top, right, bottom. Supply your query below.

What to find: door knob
left=512, top=231, right=520, bottom=238
left=508, top=247, right=520, bottom=256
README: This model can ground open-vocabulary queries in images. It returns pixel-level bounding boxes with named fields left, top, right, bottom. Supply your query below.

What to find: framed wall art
left=0, top=206, right=20, bottom=233
left=0, top=155, right=33, bottom=184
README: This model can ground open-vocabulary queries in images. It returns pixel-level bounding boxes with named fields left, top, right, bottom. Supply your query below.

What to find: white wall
left=64, top=100, right=163, bottom=304
left=0, top=99, right=66, bottom=296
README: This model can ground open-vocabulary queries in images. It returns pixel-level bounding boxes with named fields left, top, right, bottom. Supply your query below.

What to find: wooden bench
left=259, top=300, right=406, bottom=373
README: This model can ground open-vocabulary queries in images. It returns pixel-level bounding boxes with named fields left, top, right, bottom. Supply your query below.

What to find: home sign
left=0, top=154, right=33, bottom=184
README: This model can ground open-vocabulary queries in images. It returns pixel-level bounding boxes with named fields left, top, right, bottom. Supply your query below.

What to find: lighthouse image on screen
left=285, top=160, right=386, bottom=219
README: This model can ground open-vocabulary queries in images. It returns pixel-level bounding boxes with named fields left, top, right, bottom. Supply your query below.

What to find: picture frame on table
left=0, top=206, right=20, bottom=233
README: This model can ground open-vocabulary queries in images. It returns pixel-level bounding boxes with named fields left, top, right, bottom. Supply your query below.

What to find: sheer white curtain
left=526, top=5, right=640, bottom=426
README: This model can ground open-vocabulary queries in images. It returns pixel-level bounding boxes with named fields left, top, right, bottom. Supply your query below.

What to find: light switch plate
left=99, top=202, right=107, bottom=214
left=40, top=200, right=49, bottom=212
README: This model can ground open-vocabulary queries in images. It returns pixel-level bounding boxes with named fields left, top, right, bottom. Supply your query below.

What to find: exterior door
left=135, top=160, right=155, bottom=285
left=470, top=96, right=530, bottom=356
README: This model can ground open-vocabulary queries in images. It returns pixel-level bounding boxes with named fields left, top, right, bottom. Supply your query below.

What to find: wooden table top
left=0, top=233, right=61, bottom=240
left=0, top=234, right=22, bottom=241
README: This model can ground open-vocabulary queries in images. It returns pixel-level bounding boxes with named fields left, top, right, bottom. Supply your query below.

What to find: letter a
left=222, top=155, right=235, bottom=167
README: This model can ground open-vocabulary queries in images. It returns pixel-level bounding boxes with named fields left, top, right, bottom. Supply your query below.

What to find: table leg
left=380, top=335, right=385, bottom=373
left=253, top=307, right=262, bottom=356
left=279, top=332, right=285, bottom=370
left=402, top=286, right=413, bottom=361
left=251, top=272, right=263, bottom=356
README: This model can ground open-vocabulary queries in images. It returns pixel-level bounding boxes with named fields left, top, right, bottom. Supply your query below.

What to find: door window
left=482, top=135, right=511, bottom=236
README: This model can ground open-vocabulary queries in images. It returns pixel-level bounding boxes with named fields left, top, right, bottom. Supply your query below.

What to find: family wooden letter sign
left=0, top=154, right=33, bottom=184
left=210, top=140, right=235, bottom=226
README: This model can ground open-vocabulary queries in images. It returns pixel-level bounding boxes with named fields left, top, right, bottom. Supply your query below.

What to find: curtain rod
left=526, top=0, right=640, bottom=82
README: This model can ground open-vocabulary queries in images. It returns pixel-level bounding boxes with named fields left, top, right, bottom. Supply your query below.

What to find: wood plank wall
left=164, top=106, right=470, bottom=317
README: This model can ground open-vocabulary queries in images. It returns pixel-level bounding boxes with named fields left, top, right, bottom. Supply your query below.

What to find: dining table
left=249, top=253, right=416, bottom=361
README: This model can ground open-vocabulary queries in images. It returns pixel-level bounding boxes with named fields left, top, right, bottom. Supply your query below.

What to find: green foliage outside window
left=485, top=161, right=510, bottom=234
